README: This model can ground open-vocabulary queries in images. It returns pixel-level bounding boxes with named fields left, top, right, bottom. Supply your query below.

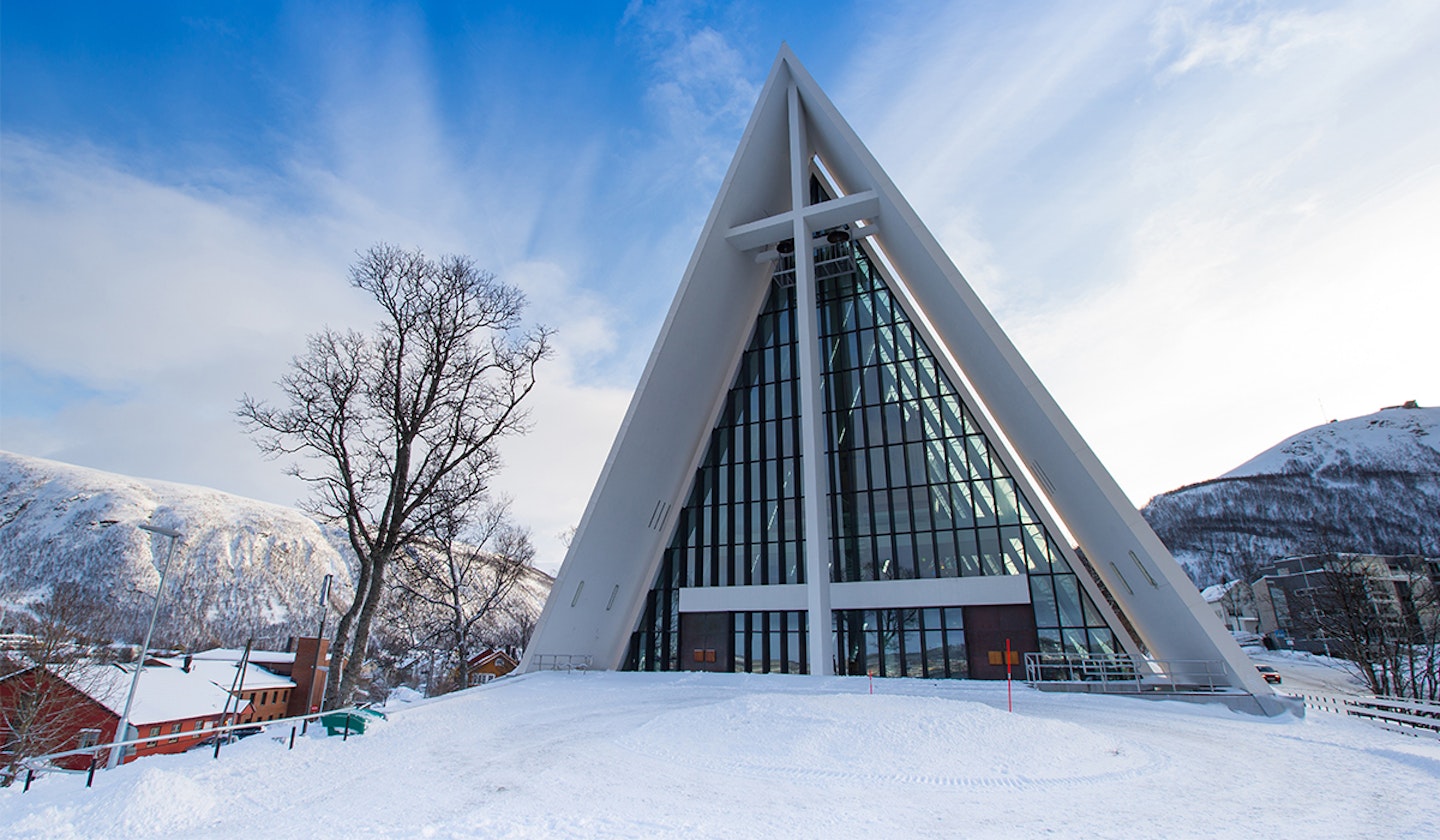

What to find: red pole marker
left=868, top=672, right=874, bottom=695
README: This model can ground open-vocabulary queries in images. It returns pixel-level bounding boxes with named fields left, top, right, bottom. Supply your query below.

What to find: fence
left=1302, top=693, right=1440, bottom=738
left=12, top=704, right=372, bottom=793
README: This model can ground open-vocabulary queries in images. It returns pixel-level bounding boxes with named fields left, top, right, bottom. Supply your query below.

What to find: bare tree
left=239, top=244, right=550, bottom=707
left=1387, top=558, right=1439, bottom=701
left=389, top=498, right=535, bottom=693
left=1291, top=553, right=1440, bottom=699
left=0, top=588, right=116, bottom=784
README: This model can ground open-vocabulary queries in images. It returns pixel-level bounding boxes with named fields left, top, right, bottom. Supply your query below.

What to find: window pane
left=1088, top=628, right=1118, bottom=655
left=1022, top=525, right=1050, bottom=573
left=1030, top=577, right=1060, bottom=628
left=1055, top=575, right=1085, bottom=628
left=933, top=530, right=958, bottom=578
left=956, top=530, right=980, bottom=577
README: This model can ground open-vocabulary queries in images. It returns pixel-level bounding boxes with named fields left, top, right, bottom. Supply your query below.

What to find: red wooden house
left=0, top=662, right=244, bottom=769
left=465, top=648, right=519, bottom=686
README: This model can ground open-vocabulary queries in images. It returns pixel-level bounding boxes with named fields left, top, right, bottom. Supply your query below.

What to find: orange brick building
left=188, top=637, right=330, bottom=717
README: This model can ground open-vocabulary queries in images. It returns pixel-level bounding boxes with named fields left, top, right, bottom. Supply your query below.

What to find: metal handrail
left=529, top=654, right=593, bottom=673
left=1024, top=652, right=1230, bottom=693
left=17, top=704, right=371, bottom=777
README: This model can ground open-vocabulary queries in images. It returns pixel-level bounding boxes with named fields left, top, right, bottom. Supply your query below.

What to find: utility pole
left=313, top=574, right=333, bottom=713
left=107, top=523, right=182, bottom=770
left=215, top=639, right=254, bottom=759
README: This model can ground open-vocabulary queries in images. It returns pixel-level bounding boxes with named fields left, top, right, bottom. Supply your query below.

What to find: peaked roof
left=467, top=649, right=518, bottom=667
left=1201, top=580, right=1248, bottom=603
left=80, top=663, right=241, bottom=726
left=156, top=657, right=296, bottom=691
left=523, top=46, right=1275, bottom=703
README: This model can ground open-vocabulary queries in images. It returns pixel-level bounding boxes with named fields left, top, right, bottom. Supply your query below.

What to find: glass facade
left=834, top=607, right=967, bottom=678
left=625, top=281, right=804, bottom=672
left=625, top=181, right=1122, bottom=675
left=822, top=241, right=1036, bottom=583
left=735, top=611, right=808, bottom=674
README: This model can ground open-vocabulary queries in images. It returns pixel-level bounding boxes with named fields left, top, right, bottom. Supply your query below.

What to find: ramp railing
left=1024, top=652, right=1229, bottom=693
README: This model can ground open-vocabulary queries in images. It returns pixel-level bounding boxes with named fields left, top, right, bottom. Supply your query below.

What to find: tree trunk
left=321, top=545, right=375, bottom=710
left=322, top=602, right=359, bottom=710
left=339, top=550, right=392, bottom=703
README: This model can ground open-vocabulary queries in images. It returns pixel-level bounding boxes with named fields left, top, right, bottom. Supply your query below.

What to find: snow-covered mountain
left=1223, top=402, right=1440, bottom=479
left=0, top=450, right=356, bottom=647
left=1142, top=403, right=1440, bottom=586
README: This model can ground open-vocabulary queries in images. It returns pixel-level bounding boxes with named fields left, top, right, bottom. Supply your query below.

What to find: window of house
left=149, top=726, right=160, bottom=737
left=77, top=728, right=101, bottom=749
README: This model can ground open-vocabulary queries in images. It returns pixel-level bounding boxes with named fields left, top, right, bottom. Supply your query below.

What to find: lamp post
left=107, top=522, right=182, bottom=769
left=305, top=574, right=333, bottom=726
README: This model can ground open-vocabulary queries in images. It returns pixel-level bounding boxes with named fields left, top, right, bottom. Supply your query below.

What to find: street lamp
left=305, top=574, right=333, bottom=724
left=107, top=522, right=183, bottom=769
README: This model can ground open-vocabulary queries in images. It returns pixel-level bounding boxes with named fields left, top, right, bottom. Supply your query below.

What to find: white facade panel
left=676, top=576, right=1030, bottom=613
left=830, top=576, right=1030, bottom=610
left=679, top=585, right=808, bottom=613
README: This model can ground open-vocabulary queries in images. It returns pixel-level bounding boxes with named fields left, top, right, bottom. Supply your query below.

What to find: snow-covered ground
left=3, top=671, right=1437, bottom=838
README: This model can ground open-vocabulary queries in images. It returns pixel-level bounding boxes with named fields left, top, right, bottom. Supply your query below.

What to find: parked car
left=1256, top=665, right=1282, bottom=684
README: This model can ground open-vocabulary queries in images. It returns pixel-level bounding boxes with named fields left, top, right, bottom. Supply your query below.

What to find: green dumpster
left=321, top=708, right=386, bottom=737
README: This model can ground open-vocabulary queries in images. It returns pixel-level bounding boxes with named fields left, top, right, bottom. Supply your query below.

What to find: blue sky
left=4, top=1, right=1439, bottom=572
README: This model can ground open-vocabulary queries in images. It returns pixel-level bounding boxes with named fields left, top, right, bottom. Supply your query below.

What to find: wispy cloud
left=620, top=1, right=760, bottom=186
left=4, top=0, right=1438, bottom=570
left=1152, top=1, right=1350, bottom=76
left=830, top=0, right=1440, bottom=502
left=0, top=11, right=640, bottom=572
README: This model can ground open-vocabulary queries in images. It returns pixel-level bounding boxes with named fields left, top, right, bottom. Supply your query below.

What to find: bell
left=776, top=239, right=795, bottom=254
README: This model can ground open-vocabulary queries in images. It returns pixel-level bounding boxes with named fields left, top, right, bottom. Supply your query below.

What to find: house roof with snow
left=467, top=648, right=519, bottom=669
left=1200, top=580, right=1244, bottom=603
left=190, top=647, right=296, bottom=666
left=78, top=663, right=245, bottom=726
left=156, top=657, right=296, bottom=692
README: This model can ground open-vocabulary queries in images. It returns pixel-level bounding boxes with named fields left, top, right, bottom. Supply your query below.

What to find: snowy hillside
left=2, top=671, right=1437, bottom=838
left=0, top=450, right=355, bottom=646
left=1142, top=404, right=1440, bottom=585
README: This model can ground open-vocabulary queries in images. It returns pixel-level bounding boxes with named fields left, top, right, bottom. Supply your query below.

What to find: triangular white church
left=522, top=46, right=1288, bottom=714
